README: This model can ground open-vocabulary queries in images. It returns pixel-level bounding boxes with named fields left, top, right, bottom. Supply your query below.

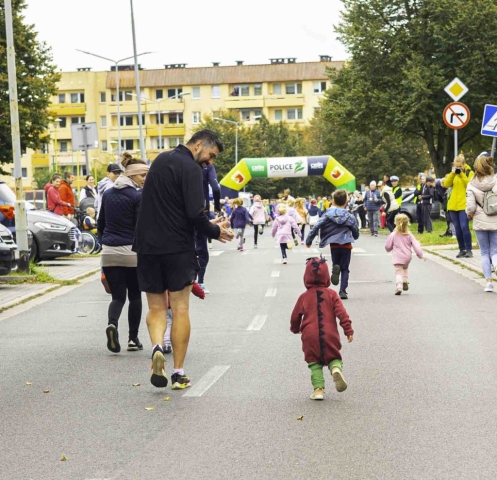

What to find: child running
left=306, top=189, right=359, bottom=300
left=230, top=198, right=251, bottom=252
left=271, top=203, right=302, bottom=264
left=291, top=257, right=354, bottom=400
left=385, top=213, right=424, bottom=295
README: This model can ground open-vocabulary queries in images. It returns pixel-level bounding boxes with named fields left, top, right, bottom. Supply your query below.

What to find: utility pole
left=5, top=0, right=29, bottom=272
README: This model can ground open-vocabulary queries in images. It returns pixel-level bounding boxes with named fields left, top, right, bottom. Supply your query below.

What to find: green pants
left=308, top=360, right=343, bottom=389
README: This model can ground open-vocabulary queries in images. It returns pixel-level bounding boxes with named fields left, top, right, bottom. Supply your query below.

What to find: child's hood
left=324, top=207, right=354, bottom=225
left=277, top=213, right=290, bottom=224
left=304, top=257, right=331, bottom=289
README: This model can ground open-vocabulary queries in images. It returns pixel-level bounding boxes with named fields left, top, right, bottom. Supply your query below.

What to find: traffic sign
left=481, top=104, right=497, bottom=137
left=445, top=77, right=469, bottom=101
left=443, top=102, right=470, bottom=130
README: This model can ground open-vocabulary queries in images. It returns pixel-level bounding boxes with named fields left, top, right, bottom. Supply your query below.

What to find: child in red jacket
left=290, top=257, right=354, bottom=400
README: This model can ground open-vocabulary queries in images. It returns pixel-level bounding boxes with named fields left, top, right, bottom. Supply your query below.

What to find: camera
left=455, top=168, right=462, bottom=174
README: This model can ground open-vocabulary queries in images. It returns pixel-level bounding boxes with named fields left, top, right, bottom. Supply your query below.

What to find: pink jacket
left=271, top=214, right=302, bottom=243
left=385, top=232, right=423, bottom=265
left=249, top=201, right=267, bottom=225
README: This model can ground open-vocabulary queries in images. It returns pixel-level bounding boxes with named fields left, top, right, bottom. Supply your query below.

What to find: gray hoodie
left=95, top=177, right=114, bottom=214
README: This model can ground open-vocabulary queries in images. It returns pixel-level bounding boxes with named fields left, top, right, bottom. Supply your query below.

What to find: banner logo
left=231, top=171, right=245, bottom=184
left=331, top=167, right=343, bottom=180
left=294, top=160, right=305, bottom=174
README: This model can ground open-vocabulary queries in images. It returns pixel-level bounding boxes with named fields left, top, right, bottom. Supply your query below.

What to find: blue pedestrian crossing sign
left=481, top=104, right=497, bottom=137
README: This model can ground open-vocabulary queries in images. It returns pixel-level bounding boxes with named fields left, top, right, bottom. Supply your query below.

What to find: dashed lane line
left=265, top=288, right=277, bottom=297
left=271, top=270, right=280, bottom=278
left=182, top=366, right=231, bottom=398
left=209, top=251, right=224, bottom=257
left=247, top=314, right=268, bottom=331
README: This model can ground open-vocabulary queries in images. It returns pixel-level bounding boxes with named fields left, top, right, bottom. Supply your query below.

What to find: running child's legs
left=308, top=359, right=344, bottom=389
left=280, top=242, right=288, bottom=258
left=394, top=264, right=408, bottom=290
left=331, top=247, right=352, bottom=292
left=236, top=228, right=245, bottom=248
left=253, top=225, right=259, bottom=245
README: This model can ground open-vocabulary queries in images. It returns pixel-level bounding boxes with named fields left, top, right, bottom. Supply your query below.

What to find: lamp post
left=76, top=49, right=152, bottom=155
left=213, top=117, right=240, bottom=166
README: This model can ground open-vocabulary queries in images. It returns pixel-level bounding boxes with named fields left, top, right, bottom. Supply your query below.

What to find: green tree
left=327, top=0, right=497, bottom=177
left=0, top=0, right=60, bottom=170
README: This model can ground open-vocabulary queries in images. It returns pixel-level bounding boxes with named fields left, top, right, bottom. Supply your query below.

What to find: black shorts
left=137, top=252, right=200, bottom=293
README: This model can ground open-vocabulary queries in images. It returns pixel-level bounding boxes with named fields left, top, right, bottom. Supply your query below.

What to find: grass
left=410, top=220, right=477, bottom=247
left=3, top=262, right=78, bottom=286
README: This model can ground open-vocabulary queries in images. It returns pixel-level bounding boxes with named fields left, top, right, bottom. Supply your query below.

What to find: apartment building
left=1, top=56, right=343, bottom=189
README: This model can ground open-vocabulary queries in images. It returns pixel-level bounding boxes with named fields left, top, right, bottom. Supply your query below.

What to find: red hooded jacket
left=290, top=257, right=354, bottom=365
left=45, top=184, right=67, bottom=215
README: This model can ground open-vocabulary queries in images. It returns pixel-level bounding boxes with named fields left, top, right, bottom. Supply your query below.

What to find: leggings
left=253, top=224, right=264, bottom=245
left=280, top=243, right=288, bottom=259
left=102, top=266, right=142, bottom=340
left=195, top=232, right=209, bottom=284
left=300, top=224, right=306, bottom=239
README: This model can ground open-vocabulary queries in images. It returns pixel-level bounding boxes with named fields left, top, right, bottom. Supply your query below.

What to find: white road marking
left=209, top=251, right=224, bottom=257
left=247, top=314, right=268, bottom=331
left=274, top=259, right=282, bottom=264
left=353, top=254, right=390, bottom=257
left=265, top=288, right=277, bottom=297
left=353, top=248, right=367, bottom=253
left=271, top=270, right=280, bottom=278
left=242, top=251, right=249, bottom=255
left=183, top=366, right=230, bottom=398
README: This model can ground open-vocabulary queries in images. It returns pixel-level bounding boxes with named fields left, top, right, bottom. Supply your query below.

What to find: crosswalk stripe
left=247, top=314, right=268, bottom=331
left=182, top=366, right=231, bottom=398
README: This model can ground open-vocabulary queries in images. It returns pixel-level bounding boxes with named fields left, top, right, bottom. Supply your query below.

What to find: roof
left=106, top=61, right=344, bottom=89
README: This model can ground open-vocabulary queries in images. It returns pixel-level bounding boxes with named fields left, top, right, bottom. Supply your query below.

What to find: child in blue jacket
left=230, top=198, right=252, bottom=252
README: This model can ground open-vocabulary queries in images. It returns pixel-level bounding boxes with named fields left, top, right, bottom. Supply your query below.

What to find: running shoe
left=464, top=250, right=473, bottom=258
left=150, top=345, right=168, bottom=388
left=331, top=367, right=348, bottom=392
left=171, top=372, right=191, bottom=390
left=484, top=283, right=494, bottom=293
left=258, top=225, right=263, bottom=235
left=282, top=258, right=288, bottom=264
left=395, top=289, right=402, bottom=295
left=254, top=244, right=258, bottom=249
left=310, top=387, right=324, bottom=400
left=294, top=237, right=300, bottom=246
left=339, top=290, right=348, bottom=300
left=199, top=283, right=210, bottom=294
left=403, top=282, right=409, bottom=291
left=106, top=324, right=120, bottom=353
left=456, top=250, right=467, bottom=258
left=127, top=338, right=143, bottom=351
left=163, top=344, right=172, bottom=354
left=331, top=265, right=340, bottom=286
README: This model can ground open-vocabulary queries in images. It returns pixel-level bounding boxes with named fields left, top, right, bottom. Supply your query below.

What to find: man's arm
left=205, top=166, right=221, bottom=212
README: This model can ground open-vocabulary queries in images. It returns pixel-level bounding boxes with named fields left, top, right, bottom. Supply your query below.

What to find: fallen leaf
left=163, top=397, right=170, bottom=402
left=60, top=454, right=67, bottom=461
left=133, top=383, right=141, bottom=387
left=43, top=390, right=50, bottom=394
left=297, top=415, right=304, bottom=421
left=145, top=406, right=155, bottom=411
left=26, top=382, right=32, bottom=386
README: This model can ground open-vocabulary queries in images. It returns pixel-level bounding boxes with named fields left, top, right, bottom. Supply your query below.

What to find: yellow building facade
left=1, top=57, right=343, bottom=190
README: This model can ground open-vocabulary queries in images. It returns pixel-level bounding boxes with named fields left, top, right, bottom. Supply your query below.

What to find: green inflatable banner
left=220, top=156, right=356, bottom=192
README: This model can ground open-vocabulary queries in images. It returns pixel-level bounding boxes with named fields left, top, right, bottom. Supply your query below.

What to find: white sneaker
left=282, top=258, right=288, bottom=264
left=258, top=225, right=263, bottom=235
left=484, top=283, right=493, bottom=293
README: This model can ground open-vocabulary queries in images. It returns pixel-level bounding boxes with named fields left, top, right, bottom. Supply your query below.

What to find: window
left=168, top=137, right=181, bottom=148
left=192, top=112, right=201, bottom=124
left=155, top=89, right=163, bottom=100
left=58, top=93, right=66, bottom=103
left=192, top=86, right=200, bottom=99
left=253, top=109, right=262, bottom=118
left=212, top=85, right=220, bottom=99
left=59, top=141, right=68, bottom=152
left=313, top=81, right=327, bottom=94
left=71, top=116, right=85, bottom=124
left=287, top=108, right=303, bottom=120
left=111, top=91, right=132, bottom=102
left=100, top=92, right=106, bottom=103
left=285, top=83, right=302, bottom=95
left=273, top=84, right=282, bottom=95
left=120, top=115, right=133, bottom=126
left=153, top=137, right=166, bottom=149
left=101, top=140, right=108, bottom=152
left=168, top=113, right=183, bottom=124
left=120, top=139, right=134, bottom=151
left=254, top=84, right=262, bottom=96
left=167, top=88, right=183, bottom=99
left=100, top=116, right=107, bottom=128
left=155, top=113, right=165, bottom=125
left=58, top=117, right=67, bottom=128
left=11, top=168, right=28, bottom=178
left=70, top=92, right=84, bottom=103
left=274, top=110, right=283, bottom=121
left=232, top=85, right=250, bottom=96
left=240, top=109, right=251, bottom=121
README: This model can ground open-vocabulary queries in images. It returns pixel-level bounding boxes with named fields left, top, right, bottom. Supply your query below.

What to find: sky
left=23, top=0, right=348, bottom=72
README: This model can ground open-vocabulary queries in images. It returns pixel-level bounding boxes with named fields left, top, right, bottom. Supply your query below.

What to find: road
left=1, top=232, right=496, bottom=480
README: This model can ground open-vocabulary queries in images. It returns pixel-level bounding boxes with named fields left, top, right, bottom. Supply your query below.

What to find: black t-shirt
left=133, top=145, right=221, bottom=255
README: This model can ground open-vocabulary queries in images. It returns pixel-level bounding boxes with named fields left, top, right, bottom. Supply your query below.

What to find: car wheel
left=30, top=237, right=40, bottom=263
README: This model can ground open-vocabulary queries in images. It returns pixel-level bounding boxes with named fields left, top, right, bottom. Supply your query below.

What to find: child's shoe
left=395, top=289, right=402, bottom=295
left=287, top=241, right=293, bottom=250
left=403, top=282, right=409, bottom=291
left=331, top=367, right=348, bottom=392
left=163, top=344, right=172, bottom=354
left=339, top=290, right=348, bottom=300
left=258, top=225, right=263, bottom=235
left=331, top=265, right=340, bottom=286
left=282, top=258, right=288, bottom=264
left=310, top=387, right=324, bottom=400
left=294, top=237, right=300, bottom=246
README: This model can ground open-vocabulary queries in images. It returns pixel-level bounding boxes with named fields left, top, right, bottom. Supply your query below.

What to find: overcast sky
left=23, top=0, right=348, bottom=72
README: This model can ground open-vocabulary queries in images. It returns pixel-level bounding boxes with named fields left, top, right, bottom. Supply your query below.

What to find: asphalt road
left=1, top=231, right=496, bottom=480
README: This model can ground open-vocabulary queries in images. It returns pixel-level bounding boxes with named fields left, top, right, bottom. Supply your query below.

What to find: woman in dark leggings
left=97, top=153, right=149, bottom=353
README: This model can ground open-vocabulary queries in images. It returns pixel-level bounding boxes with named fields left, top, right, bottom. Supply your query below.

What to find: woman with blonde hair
left=466, top=153, right=497, bottom=292
left=295, top=197, right=308, bottom=239
left=442, top=154, right=474, bottom=258
left=271, top=203, right=302, bottom=264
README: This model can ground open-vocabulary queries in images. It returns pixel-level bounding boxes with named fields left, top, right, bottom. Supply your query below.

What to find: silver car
left=400, top=192, right=441, bottom=223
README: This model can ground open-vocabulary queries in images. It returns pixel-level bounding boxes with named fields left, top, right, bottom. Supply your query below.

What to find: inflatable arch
left=220, top=156, right=356, bottom=192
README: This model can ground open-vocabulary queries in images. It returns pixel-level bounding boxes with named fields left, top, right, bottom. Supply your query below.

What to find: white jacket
left=466, top=175, right=497, bottom=231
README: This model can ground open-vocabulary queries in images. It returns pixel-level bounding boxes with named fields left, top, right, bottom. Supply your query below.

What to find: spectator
left=59, top=171, right=75, bottom=219
left=442, top=154, right=474, bottom=258
left=379, top=181, right=400, bottom=232
left=46, top=174, right=71, bottom=215
left=80, top=175, right=97, bottom=202
left=95, top=162, right=123, bottom=214
left=390, top=176, right=402, bottom=206
left=419, top=176, right=435, bottom=233
left=364, top=181, right=382, bottom=236
left=413, top=174, right=426, bottom=233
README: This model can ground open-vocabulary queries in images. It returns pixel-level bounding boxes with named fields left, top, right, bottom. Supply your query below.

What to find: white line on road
left=271, top=270, right=280, bottom=278
left=353, top=254, right=390, bottom=257
left=209, top=251, right=224, bottom=257
left=265, top=288, right=277, bottom=297
left=274, top=259, right=281, bottom=264
left=247, top=314, right=268, bottom=331
left=242, top=251, right=249, bottom=255
left=353, top=248, right=367, bottom=253
left=183, top=366, right=230, bottom=398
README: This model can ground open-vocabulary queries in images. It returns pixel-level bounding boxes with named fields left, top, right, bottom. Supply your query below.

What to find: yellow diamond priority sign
left=444, top=77, right=469, bottom=102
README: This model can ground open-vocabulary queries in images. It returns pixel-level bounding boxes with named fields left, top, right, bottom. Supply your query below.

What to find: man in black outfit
left=133, top=130, right=233, bottom=389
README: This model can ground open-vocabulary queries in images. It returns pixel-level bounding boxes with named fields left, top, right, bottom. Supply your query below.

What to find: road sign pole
left=82, top=125, right=90, bottom=174
left=454, top=129, right=458, bottom=158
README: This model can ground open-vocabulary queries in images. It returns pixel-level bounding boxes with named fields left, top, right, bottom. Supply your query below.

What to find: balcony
left=146, top=124, right=185, bottom=137
left=108, top=99, right=185, bottom=115
left=31, top=153, right=49, bottom=167
left=50, top=103, right=86, bottom=116
left=264, top=94, right=305, bottom=108
left=224, top=95, right=264, bottom=110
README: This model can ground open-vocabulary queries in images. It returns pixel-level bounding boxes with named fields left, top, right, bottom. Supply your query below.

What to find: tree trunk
left=425, top=125, right=452, bottom=178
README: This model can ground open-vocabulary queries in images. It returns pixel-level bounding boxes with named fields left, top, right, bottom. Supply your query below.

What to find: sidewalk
left=0, top=256, right=100, bottom=311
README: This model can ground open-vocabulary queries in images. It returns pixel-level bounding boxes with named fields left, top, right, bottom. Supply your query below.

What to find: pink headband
left=125, top=164, right=149, bottom=176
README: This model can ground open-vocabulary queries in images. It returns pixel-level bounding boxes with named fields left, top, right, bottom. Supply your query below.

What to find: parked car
left=400, top=192, right=441, bottom=223
left=0, top=181, right=77, bottom=262
left=0, top=223, right=19, bottom=275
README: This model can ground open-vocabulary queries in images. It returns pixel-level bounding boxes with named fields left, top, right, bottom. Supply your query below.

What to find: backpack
left=475, top=190, right=497, bottom=216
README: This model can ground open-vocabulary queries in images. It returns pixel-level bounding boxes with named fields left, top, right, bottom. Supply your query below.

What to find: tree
left=327, top=0, right=497, bottom=177
left=0, top=0, right=60, bottom=171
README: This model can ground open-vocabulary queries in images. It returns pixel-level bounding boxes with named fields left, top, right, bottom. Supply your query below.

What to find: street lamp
left=75, top=49, right=153, bottom=155
left=213, top=117, right=239, bottom=166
